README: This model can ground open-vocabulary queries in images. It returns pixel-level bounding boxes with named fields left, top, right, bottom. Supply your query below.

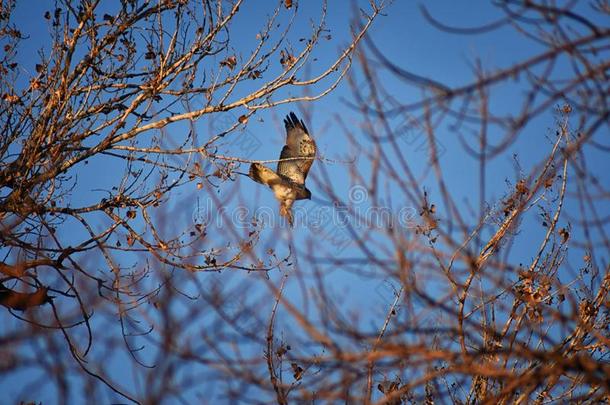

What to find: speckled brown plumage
left=248, top=112, right=316, bottom=226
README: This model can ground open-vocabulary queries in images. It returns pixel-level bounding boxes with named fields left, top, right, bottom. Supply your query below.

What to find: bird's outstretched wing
left=284, top=111, right=309, bottom=144
left=247, top=113, right=315, bottom=227
left=277, top=112, right=316, bottom=184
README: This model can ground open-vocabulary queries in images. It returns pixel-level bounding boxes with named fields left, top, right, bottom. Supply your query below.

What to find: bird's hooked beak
left=305, top=187, right=312, bottom=200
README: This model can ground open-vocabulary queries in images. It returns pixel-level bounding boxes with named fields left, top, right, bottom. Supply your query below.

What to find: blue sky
left=3, top=0, right=609, bottom=403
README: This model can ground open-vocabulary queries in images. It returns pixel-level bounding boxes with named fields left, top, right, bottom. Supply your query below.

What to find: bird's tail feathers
left=279, top=204, right=294, bottom=227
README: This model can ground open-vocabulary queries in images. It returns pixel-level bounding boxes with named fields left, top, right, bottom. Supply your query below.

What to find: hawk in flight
left=249, top=112, right=316, bottom=226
